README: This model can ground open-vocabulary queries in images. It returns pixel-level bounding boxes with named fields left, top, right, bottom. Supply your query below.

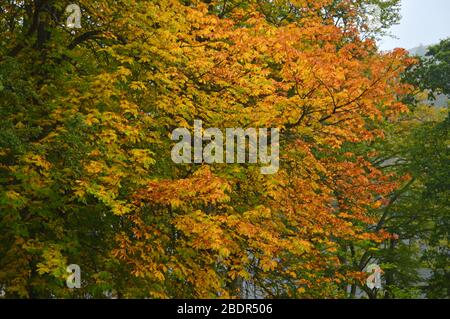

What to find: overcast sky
left=379, top=0, right=450, bottom=51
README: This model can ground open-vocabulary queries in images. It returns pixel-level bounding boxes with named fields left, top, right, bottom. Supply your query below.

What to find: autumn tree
left=1, top=0, right=413, bottom=298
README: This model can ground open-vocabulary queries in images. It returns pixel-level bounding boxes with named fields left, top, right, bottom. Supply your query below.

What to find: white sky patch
left=379, top=0, right=450, bottom=51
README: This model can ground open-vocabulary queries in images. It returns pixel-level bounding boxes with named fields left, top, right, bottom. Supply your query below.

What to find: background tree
left=345, top=39, right=449, bottom=299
